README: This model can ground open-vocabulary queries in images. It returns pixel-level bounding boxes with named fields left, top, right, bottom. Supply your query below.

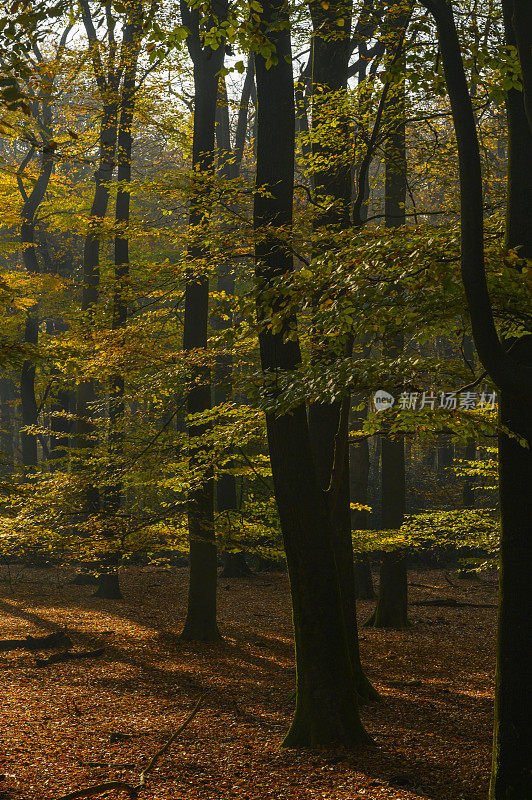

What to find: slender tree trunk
left=107, top=9, right=142, bottom=514
left=254, top=0, right=370, bottom=746
left=19, top=142, right=54, bottom=471
left=180, top=0, right=227, bottom=641
left=76, top=98, right=119, bottom=515
left=370, top=5, right=409, bottom=630
left=47, top=320, right=73, bottom=467
left=214, top=69, right=253, bottom=579
left=350, top=405, right=376, bottom=600
left=20, top=316, right=39, bottom=469
left=0, top=378, right=15, bottom=475
left=462, top=335, right=476, bottom=508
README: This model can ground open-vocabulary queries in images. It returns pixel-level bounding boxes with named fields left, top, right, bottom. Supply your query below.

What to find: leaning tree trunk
left=180, top=0, right=227, bottom=642
left=254, top=0, right=370, bottom=747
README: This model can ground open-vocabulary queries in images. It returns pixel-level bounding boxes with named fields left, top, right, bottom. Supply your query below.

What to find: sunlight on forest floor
left=0, top=568, right=495, bottom=800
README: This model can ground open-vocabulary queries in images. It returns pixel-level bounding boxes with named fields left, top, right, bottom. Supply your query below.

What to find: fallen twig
left=137, top=691, right=210, bottom=786
left=35, top=648, right=104, bottom=667
left=55, top=692, right=210, bottom=800
left=56, top=781, right=139, bottom=800
left=412, top=598, right=496, bottom=608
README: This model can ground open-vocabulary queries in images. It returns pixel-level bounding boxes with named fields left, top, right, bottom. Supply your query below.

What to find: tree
left=306, top=0, right=379, bottom=699
left=369, top=1, right=409, bottom=630
left=254, top=0, right=370, bottom=746
left=214, top=60, right=254, bottom=578
left=179, top=0, right=228, bottom=641
left=75, top=0, right=131, bottom=517
left=15, top=27, right=71, bottom=471
left=421, top=0, right=532, bottom=796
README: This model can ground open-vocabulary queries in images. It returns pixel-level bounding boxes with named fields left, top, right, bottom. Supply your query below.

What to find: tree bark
left=107, top=5, right=143, bottom=520
left=214, top=68, right=253, bottom=579
left=18, top=138, right=54, bottom=471
left=93, top=571, right=123, bottom=600
left=180, top=0, right=227, bottom=642
left=422, top=0, right=532, bottom=795
left=0, top=378, right=15, bottom=475
left=254, top=0, right=370, bottom=746
left=306, top=0, right=378, bottom=703
left=370, top=4, right=409, bottom=630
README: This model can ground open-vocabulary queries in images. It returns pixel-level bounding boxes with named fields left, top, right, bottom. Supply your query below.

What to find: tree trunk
left=221, top=551, right=251, bottom=578
left=489, top=4, right=532, bottom=796
left=47, top=320, right=73, bottom=468
left=422, top=1, right=532, bottom=795
left=93, top=572, right=123, bottom=600
left=20, top=315, right=39, bottom=469
left=0, top=378, right=15, bottom=475
left=462, top=335, right=477, bottom=508
left=370, top=6, right=409, bottom=630
left=354, top=556, right=376, bottom=601
left=180, top=0, right=227, bottom=642
left=75, top=95, right=118, bottom=515
left=213, top=69, right=254, bottom=579
left=307, top=0, right=378, bottom=703
left=350, top=402, right=375, bottom=600
left=18, top=140, right=54, bottom=471
left=254, top=0, right=370, bottom=746
left=107, top=7, right=143, bottom=520
left=491, top=374, right=532, bottom=799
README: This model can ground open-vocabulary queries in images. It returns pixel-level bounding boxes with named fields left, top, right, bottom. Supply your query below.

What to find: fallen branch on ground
left=35, top=648, right=104, bottom=667
left=411, top=598, right=496, bottom=608
left=55, top=691, right=210, bottom=800
left=0, top=631, right=72, bottom=652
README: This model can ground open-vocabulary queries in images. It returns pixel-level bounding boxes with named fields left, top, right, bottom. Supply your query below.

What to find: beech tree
left=369, top=1, right=409, bottom=630
left=180, top=0, right=228, bottom=641
left=254, top=0, right=371, bottom=746
left=422, top=0, right=532, bottom=796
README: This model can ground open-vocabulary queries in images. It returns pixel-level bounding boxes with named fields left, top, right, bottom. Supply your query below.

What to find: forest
left=0, top=0, right=530, bottom=798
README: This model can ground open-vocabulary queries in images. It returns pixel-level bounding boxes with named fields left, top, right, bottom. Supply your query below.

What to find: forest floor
left=0, top=566, right=497, bottom=800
